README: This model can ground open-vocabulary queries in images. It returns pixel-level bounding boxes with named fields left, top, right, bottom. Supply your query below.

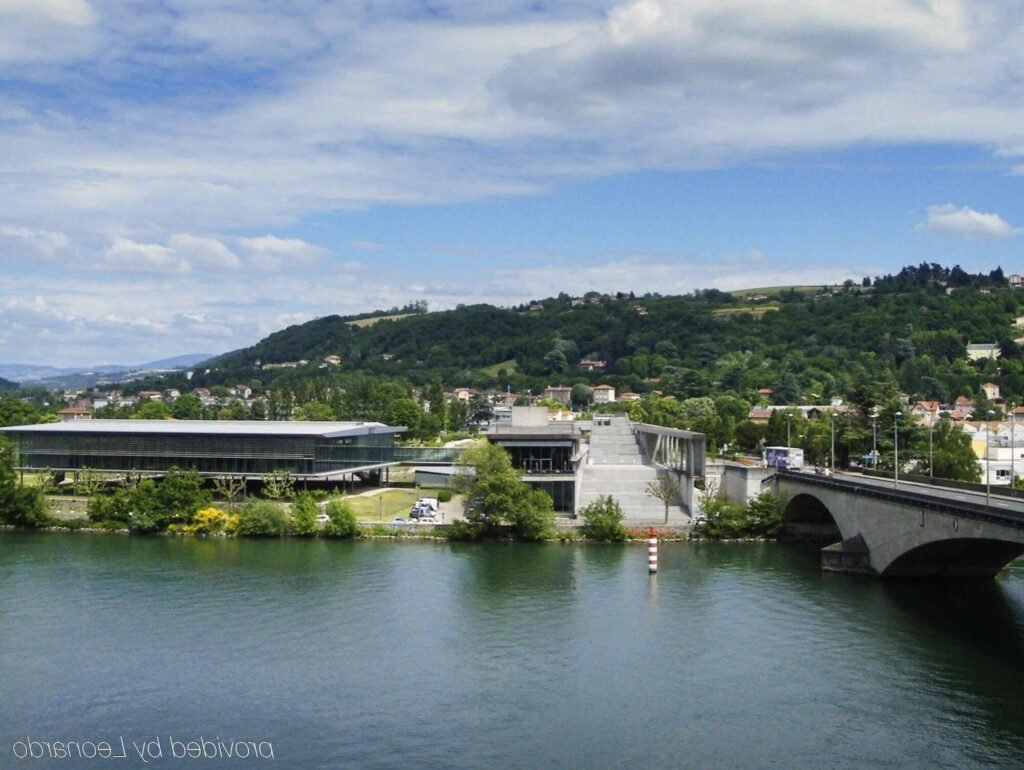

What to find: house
left=966, top=342, right=1000, bottom=361
left=579, top=359, right=607, bottom=372
left=982, top=382, right=1001, bottom=401
left=322, top=355, right=342, bottom=367
left=617, top=392, right=641, bottom=402
left=910, top=401, right=941, bottom=426
left=955, top=395, right=975, bottom=409
left=1010, top=274, right=1023, bottom=288
left=592, top=384, right=616, bottom=404
left=452, top=388, right=472, bottom=403
left=748, top=408, right=774, bottom=424
left=138, top=390, right=163, bottom=401
left=57, top=406, right=92, bottom=422
left=543, top=385, right=572, bottom=406
left=233, top=385, right=252, bottom=400
left=633, top=304, right=648, bottom=316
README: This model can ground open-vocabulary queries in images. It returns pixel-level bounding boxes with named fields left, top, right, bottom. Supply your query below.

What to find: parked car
left=392, top=517, right=410, bottom=525
left=414, top=497, right=439, bottom=512
left=409, top=503, right=435, bottom=519
left=413, top=515, right=438, bottom=524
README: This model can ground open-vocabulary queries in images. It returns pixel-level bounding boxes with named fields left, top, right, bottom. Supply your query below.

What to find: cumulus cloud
left=168, top=233, right=241, bottom=270
left=240, top=235, right=327, bottom=271
left=100, top=238, right=191, bottom=273
left=920, top=203, right=1018, bottom=239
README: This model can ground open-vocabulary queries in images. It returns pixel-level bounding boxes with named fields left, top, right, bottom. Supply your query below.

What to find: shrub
left=183, top=506, right=240, bottom=536
left=323, top=496, right=358, bottom=538
left=580, top=495, right=627, bottom=542
left=437, top=489, right=453, bottom=503
left=0, top=486, right=52, bottom=528
left=236, top=499, right=289, bottom=537
left=446, top=519, right=484, bottom=541
left=289, top=493, right=319, bottom=537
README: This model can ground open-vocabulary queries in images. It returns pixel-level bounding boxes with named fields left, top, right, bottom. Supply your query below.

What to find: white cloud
left=168, top=233, right=241, bottom=269
left=0, top=225, right=70, bottom=258
left=0, top=0, right=98, bottom=63
left=920, top=203, right=1018, bottom=239
left=240, top=235, right=327, bottom=271
left=0, top=0, right=97, bottom=26
left=101, top=238, right=191, bottom=273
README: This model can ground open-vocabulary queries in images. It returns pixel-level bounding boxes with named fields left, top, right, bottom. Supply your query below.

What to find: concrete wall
left=706, top=460, right=775, bottom=506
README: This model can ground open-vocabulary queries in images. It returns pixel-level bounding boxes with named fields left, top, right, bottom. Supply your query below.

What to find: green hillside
left=183, top=264, right=1024, bottom=412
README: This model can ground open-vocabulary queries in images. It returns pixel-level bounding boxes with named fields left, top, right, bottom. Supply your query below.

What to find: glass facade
left=6, top=425, right=399, bottom=478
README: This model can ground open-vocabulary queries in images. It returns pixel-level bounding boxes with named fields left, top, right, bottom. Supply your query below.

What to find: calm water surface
left=3, top=532, right=1024, bottom=769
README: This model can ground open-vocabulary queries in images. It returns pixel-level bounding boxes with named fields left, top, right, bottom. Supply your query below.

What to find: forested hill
left=0, top=376, right=16, bottom=391
left=186, top=264, right=1024, bottom=407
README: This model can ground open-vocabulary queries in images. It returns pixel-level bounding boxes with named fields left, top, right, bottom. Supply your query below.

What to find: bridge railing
left=776, top=470, right=1024, bottom=531
left=861, top=468, right=1024, bottom=502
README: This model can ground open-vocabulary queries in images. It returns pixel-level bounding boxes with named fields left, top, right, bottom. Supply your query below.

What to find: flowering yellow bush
left=183, top=506, right=240, bottom=535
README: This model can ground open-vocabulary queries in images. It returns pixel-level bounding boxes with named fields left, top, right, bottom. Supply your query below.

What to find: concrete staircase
left=577, top=417, right=686, bottom=524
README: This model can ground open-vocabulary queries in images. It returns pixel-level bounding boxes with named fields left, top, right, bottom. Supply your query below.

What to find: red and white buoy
left=647, top=527, right=658, bottom=574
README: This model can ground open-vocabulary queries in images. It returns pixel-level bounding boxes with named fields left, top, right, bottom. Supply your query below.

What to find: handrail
left=775, top=470, right=1024, bottom=530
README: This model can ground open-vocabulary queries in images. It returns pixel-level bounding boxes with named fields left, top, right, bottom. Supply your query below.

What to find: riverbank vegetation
left=694, top=490, right=786, bottom=540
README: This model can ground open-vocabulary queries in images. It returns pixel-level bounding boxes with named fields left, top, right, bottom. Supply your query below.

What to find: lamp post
left=786, top=413, right=792, bottom=450
left=928, top=421, right=934, bottom=479
left=894, top=411, right=902, bottom=487
left=1011, top=402, right=1016, bottom=489
left=830, top=412, right=836, bottom=474
left=987, top=409, right=995, bottom=505
left=871, top=411, right=879, bottom=470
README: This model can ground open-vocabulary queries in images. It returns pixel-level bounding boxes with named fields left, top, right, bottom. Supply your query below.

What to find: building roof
left=0, top=419, right=403, bottom=439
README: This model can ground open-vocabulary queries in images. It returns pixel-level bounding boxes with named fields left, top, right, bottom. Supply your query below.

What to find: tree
left=213, top=475, right=246, bottom=511
left=172, top=393, right=203, bottom=420
left=323, top=495, right=359, bottom=538
left=294, top=401, right=334, bottom=421
left=0, top=436, right=50, bottom=528
left=570, top=383, right=593, bottom=411
left=261, top=470, right=296, bottom=499
left=580, top=495, right=627, bottom=541
left=456, top=441, right=554, bottom=540
left=289, top=493, right=319, bottom=536
left=134, top=400, right=171, bottom=420
left=236, top=499, right=289, bottom=536
left=929, top=418, right=982, bottom=483
left=645, top=474, right=682, bottom=524
left=155, top=467, right=211, bottom=527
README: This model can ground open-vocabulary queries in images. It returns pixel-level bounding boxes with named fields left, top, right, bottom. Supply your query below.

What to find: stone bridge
left=775, top=471, right=1024, bottom=578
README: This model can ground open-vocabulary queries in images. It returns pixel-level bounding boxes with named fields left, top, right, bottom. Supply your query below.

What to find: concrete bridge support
left=777, top=477, right=1024, bottom=578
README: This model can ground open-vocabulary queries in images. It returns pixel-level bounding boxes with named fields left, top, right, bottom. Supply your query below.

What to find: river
left=2, top=532, right=1024, bottom=768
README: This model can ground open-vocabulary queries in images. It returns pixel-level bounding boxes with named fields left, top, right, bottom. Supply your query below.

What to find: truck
left=765, top=446, right=804, bottom=470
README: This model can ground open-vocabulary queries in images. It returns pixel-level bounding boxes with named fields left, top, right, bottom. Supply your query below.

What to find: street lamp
left=830, top=412, right=836, bottom=474
left=871, top=411, right=879, bottom=470
left=786, top=413, right=792, bottom=450
left=928, top=421, right=934, bottom=479
left=987, top=409, right=995, bottom=505
left=894, top=411, right=902, bottom=487
left=1011, top=402, right=1017, bottom=489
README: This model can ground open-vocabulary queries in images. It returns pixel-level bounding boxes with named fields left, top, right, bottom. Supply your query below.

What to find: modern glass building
left=486, top=414, right=583, bottom=514
left=0, top=420, right=405, bottom=480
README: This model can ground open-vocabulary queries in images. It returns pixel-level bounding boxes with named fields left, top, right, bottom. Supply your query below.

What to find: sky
left=2, top=0, right=1023, bottom=368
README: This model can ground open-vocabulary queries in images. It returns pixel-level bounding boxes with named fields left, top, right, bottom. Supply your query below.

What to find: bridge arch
left=881, top=538, right=1024, bottom=579
left=782, top=493, right=842, bottom=541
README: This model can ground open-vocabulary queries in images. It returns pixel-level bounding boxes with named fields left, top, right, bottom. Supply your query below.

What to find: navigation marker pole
left=648, top=527, right=658, bottom=574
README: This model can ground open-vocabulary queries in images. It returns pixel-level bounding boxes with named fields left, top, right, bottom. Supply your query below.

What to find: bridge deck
left=777, top=470, right=1024, bottom=532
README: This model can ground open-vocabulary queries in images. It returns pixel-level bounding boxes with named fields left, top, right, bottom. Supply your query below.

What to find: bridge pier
left=777, top=472, right=1024, bottom=579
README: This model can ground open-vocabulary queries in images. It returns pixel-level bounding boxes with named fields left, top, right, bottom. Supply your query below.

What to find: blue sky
left=2, top=0, right=1023, bottom=367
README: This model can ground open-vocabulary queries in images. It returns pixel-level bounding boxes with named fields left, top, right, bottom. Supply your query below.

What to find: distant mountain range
left=0, top=354, right=214, bottom=388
